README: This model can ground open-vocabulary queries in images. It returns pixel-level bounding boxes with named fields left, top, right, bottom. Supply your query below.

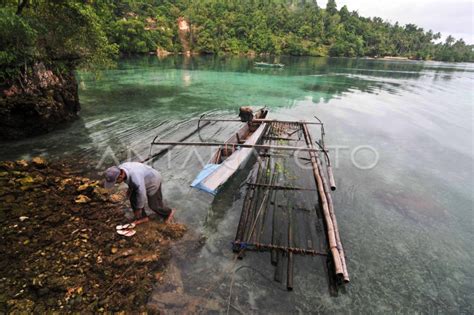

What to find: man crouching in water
left=104, top=162, right=175, bottom=224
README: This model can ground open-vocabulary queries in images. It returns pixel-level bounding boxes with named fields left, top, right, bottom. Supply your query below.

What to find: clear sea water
left=2, top=55, right=473, bottom=313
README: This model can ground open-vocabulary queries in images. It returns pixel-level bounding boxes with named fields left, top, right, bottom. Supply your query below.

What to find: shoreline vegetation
left=0, top=157, right=186, bottom=313
left=105, top=1, right=473, bottom=63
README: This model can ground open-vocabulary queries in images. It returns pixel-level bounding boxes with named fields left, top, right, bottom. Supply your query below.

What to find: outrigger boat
left=254, top=62, right=284, bottom=68
left=191, top=107, right=269, bottom=194
left=145, top=109, right=349, bottom=289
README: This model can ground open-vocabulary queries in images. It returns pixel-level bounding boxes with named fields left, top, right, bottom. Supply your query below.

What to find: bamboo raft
left=232, top=119, right=348, bottom=291
left=147, top=107, right=349, bottom=290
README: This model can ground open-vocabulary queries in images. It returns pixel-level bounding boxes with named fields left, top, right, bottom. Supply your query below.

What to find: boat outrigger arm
left=150, top=141, right=325, bottom=153
left=198, top=118, right=323, bottom=125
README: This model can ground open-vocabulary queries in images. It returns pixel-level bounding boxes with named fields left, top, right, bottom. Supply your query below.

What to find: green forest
left=1, top=0, right=473, bottom=82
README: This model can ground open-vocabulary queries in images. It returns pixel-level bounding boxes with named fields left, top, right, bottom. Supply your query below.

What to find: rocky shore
left=0, top=64, right=81, bottom=141
left=0, top=158, right=186, bottom=313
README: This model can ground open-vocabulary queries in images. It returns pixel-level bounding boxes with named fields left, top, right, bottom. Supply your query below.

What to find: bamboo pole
left=250, top=186, right=271, bottom=244
left=314, top=116, right=337, bottom=191
left=301, top=123, right=343, bottom=277
left=198, top=118, right=244, bottom=123
left=319, top=138, right=336, bottom=191
left=317, top=158, right=350, bottom=282
left=198, top=118, right=323, bottom=125
left=143, top=120, right=211, bottom=163
left=269, top=121, right=280, bottom=264
left=257, top=148, right=277, bottom=245
left=304, top=124, right=349, bottom=282
left=287, top=197, right=294, bottom=291
left=150, top=140, right=323, bottom=153
left=242, top=157, right=269, bottom=245
left=274, top=241, right=283, bottom=283
left=307, top=124, right=348, bottom=281
left=254, top=158, right=273, bottom=244
left=269, top=125, right=280, bottom=265
left=247, top=182, right=317, bottom=191
left=233, top=159, right=263, bottom=252
left=270, top=190, right=278, bottom=265
left=327, top=166, right=336, bottom=191
left=232, top=241, right=327, bottom=256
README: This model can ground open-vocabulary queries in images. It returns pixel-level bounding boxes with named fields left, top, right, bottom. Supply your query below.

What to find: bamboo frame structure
left=231, top=119, right=350, bottom=292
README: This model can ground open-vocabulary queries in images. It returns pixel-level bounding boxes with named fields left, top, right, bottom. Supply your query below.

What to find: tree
left=326, top=0, right=338, bottom=15
left=1, top=1, right=118, bottom=83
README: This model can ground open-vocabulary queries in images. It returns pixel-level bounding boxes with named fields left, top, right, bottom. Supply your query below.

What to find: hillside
left=101, top=0, right=473, bottom=62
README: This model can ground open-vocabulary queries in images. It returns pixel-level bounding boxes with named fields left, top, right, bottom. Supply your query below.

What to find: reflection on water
left=1, top=56, right=473, bottom=312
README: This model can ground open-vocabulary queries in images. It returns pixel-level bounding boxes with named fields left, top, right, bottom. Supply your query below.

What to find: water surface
left=2, top=56, right=473, bottom=313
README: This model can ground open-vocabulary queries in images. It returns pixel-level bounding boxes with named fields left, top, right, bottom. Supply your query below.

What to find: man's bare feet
left=165, top=209, right=176, bottom=224
left=133, top=216, right=150, bottom=226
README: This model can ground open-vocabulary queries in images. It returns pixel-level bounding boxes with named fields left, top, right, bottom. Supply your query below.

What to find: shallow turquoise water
left=3, top=56, right=473, bottom=312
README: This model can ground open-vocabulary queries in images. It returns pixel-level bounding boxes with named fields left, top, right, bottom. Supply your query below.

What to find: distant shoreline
left=149, top=51, right=460, bottom=63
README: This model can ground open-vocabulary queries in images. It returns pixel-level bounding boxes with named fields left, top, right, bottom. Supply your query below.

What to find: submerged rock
left=74, top=194, right=91, bottom=204
left=0, top=161, right=16, bottom=171
left=31, top=157, right=47, bottom=168
left=18, top=176, right=34, bottom=187
left=16, top=160, right=29, bottom=169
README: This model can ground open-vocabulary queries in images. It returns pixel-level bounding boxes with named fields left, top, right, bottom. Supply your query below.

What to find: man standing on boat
left=104, top=162, right=175, bottom=224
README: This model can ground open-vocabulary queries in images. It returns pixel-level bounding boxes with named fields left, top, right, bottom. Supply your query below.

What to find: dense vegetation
left=100, top=0, right=473, bottom=62
left=1, top=0, right=473, bottom=83
left=0, top=0, right=118, bottom=84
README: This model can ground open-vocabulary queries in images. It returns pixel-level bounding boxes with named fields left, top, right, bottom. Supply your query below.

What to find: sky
left=320, top=0, right=474, bottom=44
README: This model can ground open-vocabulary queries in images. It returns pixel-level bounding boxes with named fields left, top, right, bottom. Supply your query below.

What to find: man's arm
left=128, top=177, right=147, bottom=220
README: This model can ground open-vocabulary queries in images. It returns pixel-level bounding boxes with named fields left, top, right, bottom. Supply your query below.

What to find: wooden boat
left=191, top=108, right=269, bottom=194
left=254, top=62, right=284, bottom=68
